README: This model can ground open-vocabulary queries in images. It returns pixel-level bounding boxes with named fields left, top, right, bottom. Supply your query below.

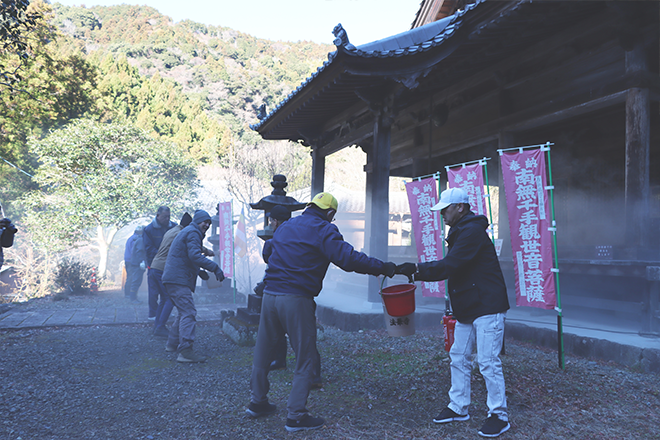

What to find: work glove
left=215, top=269, right=225, bottom=282
left=382, top=262, right=397, bottom=278
left=253, top=281, right=265, bottom=296
left=139, top=261, right=146, bottom=271
left=198, top=269, right=209, bottom=280
left=396, top=263, right=417, bottom=277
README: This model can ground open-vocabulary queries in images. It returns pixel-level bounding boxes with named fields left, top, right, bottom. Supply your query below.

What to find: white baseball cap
left=431, top=187, right=469, bottom=211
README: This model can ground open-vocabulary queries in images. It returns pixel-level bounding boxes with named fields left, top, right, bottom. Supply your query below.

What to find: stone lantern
left=227, top=174, right=306, bottom=345
left=250, top=174, right=306, bottom=241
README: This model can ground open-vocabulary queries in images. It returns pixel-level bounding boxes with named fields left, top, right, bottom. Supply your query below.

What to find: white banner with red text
left=217, top=201, right=234, bottom=278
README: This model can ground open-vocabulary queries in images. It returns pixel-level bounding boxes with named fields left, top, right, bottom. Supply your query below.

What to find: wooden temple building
left=251, top=1, right=660, bottom=333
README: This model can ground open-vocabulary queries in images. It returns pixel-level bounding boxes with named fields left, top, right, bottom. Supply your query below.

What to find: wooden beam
left=317, top=121, right=374, bottom=157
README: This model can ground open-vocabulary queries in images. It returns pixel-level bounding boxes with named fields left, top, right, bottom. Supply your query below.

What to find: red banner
left=405, top=178, right=445, bottom=297
left=447, top=162, right=488, bottom=217
left=500, top=148, right=556, bottom=309
left=217, top=202, right=233, bottom=278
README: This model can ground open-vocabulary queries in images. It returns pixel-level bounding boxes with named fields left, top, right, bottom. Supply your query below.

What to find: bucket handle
left=379, top=273, right=414, bottom=295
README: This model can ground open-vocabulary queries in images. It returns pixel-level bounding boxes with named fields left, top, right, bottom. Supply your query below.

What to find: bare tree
left=223, top=140, right=310, bottom=292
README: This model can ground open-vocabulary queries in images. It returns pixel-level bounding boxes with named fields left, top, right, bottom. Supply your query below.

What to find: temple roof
left=250, top=1, right=483, bottom=139
left=251, top=1, right=608, bottom=144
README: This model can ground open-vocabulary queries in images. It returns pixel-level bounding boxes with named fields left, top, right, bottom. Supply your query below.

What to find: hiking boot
left=478, top=415, right=510, bottom=437
left=165, top=343, right=178, bottom=352
left=153, top=326, right=170, bottom=338
left=177, top=348, right=206, bottom=363
left=285, top=414, right=325, bottom=432
left=245, top=401, right=277, bottom=418
left=433, top=407, right=470, bottom=424
left=310, top=382, right=323, bottom=390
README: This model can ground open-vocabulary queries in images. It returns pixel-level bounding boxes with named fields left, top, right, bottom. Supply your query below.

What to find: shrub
left=54, top=258, right=95, bottom=296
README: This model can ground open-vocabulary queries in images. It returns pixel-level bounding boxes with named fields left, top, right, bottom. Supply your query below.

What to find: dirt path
left=1, top=321, right=658, bottom=439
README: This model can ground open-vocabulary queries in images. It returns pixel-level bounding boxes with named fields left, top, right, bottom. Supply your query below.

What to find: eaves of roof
left=250, top=0, right=486, bottom=139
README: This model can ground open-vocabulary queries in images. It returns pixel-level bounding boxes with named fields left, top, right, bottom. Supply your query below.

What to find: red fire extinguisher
left=442, top=313, right=456, bottom=352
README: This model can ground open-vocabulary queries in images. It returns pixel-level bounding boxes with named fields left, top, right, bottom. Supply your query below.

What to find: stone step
left=236, top=307, right=260, bottom=325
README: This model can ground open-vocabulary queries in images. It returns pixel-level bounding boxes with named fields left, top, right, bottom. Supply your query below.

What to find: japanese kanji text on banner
left=500, top=149, right=556, bottom=309
left=217, top=202, right=233, bottom=278
left=405, top=177, right=445, bottom=298
left=447, top=162, right=487, bottom=217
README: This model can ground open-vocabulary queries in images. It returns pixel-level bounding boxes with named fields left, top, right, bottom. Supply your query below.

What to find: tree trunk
left=96, top=225, right=118, bottom=278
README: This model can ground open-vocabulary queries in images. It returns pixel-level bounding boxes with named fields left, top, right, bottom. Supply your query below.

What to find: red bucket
left=381, top=284, right=416, bottom=317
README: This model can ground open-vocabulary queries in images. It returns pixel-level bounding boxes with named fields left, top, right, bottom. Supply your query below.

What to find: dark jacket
left=143, top=218, right=177, bottom=266
left=129, top=236, right=146, bottom=267
left=263, top=207, right=389, bottom=298
left=0, top=218, right=17, bottom=270
left=416, top=212, right=509, bottom=323
left=162, top=223, right=219, bottom=292
left=124, top=234, right=138, bottom=263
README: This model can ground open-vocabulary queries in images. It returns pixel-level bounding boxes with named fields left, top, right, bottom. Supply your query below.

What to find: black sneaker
left=285, top=414, right=325, bottom=432
left=245, top=401, right=276, bottom=418
left=433, top=407, right=470, bottom=424
left=478, top=415, right=510, bottom=437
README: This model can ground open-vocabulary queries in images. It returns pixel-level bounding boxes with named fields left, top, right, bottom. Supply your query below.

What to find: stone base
left=222, top=316, right=326, bottom=347
left=223, top=316, right=258, bottom=347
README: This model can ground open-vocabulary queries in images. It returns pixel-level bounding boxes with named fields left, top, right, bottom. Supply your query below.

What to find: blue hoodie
left=263, top=206, right=389, bottom=298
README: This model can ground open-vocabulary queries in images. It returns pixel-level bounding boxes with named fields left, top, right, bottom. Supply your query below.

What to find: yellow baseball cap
left=308, top=192, right=338, bottom=211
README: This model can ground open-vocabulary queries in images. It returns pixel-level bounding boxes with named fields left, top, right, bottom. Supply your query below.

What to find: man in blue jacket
left=397, top=187, right=510, bottom=438
left=124, top=226, right=146, bottom=304
left=162, top=210, right=224, bottom=363
left=246, top=192, right=397, bottom=432
left=143, top=206, right=177, bottom=320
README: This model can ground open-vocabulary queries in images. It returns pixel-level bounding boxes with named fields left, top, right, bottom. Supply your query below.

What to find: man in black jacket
left=397, top=187, right=510, bottom=438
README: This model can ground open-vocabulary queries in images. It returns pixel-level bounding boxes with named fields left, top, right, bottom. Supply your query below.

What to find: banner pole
left=544, top=142, right=564, bottom=370
left=434, top=172, right=450, bottom=314
left=481, top=158, right=495, bottom=243
left=232, top=201, right=236, bottom=304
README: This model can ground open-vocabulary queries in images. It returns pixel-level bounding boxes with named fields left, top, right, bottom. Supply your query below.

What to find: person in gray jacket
left=162, top=210, right=225, bottom=363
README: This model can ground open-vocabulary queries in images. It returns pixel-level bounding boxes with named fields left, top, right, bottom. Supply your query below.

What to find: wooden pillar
left=624, top=43, right=651, bottom=249
left=366, top=111, right=393, bottom=303
left=311, top=148, right=325, bottom=197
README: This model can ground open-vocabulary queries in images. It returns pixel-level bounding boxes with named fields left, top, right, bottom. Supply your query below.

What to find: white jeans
left=447, top=313, right=508, bottom=420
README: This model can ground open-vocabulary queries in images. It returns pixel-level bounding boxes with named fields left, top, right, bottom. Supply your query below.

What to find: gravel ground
left=2, top=291, right=660, bottom=439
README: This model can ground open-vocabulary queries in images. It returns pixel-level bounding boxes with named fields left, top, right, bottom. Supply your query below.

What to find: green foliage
left=0, top=1, right=101, bottom=205
left=20, top=119, right=198, bottom=252
left=54, top=257, right=94, bottom=295
left=0, top=0, right=43, bottom=90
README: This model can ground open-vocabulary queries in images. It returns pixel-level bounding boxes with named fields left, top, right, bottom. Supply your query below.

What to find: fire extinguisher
left=442, top=313, right=456, bottom=352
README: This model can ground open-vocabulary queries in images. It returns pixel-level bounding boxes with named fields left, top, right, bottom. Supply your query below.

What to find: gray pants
left=165, top=283, right=196, bottom=351
left=250, top=293, right=319, bottom=420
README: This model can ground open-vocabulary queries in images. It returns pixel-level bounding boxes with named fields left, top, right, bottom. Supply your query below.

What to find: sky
left=54, top=0, right=422, bottom=46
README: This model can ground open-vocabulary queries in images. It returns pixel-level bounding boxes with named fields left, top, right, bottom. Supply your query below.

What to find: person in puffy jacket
left=162, top=210, right=224, bottom=363
left=246, top=192, right=397, bottom=432
left=397, top=187, right=510, bottom=438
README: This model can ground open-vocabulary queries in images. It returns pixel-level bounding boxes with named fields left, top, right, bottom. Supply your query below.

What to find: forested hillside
left=0, top=0, right=333, bottom=202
